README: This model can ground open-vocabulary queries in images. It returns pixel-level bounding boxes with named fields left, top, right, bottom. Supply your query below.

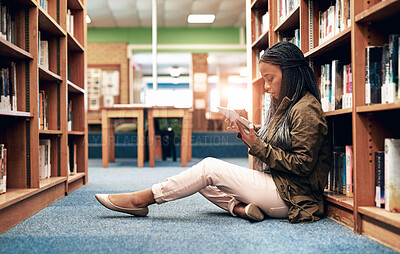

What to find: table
left=101, top=105, right=146, bottom=168
left=101, top=105, right=193, bottom=168
left=147, top=107, right=193, bottom=167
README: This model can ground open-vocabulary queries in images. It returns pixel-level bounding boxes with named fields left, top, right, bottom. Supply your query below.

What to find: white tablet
left=217, top=106, right=250, bottom=130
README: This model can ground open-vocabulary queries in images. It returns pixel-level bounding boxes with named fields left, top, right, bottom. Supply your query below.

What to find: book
left=332, top=60, right=344, bottom=110
left=375, top=151, right=385, bottom=208
left=345, top=145, right=353, bottom=197
left=384, top=138, right=400, bottom=212
left=39, top=39, right=49, bottom=69
left=39, top=90, right=48, bottom=130
left=381, top=43, right=390, bottom=104
left=0, top=144, right=6, bottom=194
left=39, top=139, right=51, bottom=179
left=398, top=36, right=400, bottom=101
left=342, top=63, right=352, bottom=109
left=69, top=142, right=77, bottom=175
left=68, top=99, right=73, bottom=131
left=387, top=34, right=400, bottom=103
left=217, top=106, right=250, bottom=130
left=365, top=46, right=383, bottom=104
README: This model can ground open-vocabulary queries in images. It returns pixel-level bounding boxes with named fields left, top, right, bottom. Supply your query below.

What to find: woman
left=95, top=41, right=331, bottom=223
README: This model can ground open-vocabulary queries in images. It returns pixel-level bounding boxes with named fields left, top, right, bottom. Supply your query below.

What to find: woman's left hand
left=236, top=118, right=258, bottom=148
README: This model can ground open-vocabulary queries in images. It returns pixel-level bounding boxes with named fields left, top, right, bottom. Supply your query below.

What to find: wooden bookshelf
left=304, top=27, right=351, bottom=58
left=39, top=66, right=63, bottom=81
left=274, top=5, right=300, bottom=32
left=0, top=0, right=87, bottom=234
left=247, top=0, right=400, bottom=251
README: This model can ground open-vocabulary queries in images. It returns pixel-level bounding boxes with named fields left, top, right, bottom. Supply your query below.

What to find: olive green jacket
left=249, top=91, right=331, bottom=223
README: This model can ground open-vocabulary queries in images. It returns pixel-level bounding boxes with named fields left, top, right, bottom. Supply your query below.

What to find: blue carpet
left=0, top=158, right=397, bottom=254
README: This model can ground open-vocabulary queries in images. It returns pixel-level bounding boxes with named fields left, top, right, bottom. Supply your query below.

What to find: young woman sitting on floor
left=95, top=41, right=331, bottom=223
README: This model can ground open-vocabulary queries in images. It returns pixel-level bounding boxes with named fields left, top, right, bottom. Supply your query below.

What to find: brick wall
left=87, top=43, right=129, bottom=104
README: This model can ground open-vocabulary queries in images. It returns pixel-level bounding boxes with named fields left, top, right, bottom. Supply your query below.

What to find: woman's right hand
left=225, top=118, right=239, bottom=132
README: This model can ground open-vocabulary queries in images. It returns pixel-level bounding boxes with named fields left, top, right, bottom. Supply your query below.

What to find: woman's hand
left=225, top=116, right=257, bottom=148
left=236, top=118, right=257, bottom=148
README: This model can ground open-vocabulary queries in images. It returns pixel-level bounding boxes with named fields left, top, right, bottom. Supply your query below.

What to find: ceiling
left=86, top=0, right=246, bottom=28
left=88, top=0, right=247, bottom=79
left=132, top=52, right=247, bottom=77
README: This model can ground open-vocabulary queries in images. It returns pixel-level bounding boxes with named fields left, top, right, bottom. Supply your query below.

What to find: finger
left=236, top=120, right=244, bottom=133
left=240, top=117, right=251, bottom=124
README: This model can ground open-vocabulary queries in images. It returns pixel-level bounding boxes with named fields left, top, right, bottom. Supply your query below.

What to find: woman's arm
left=248, top=101, right=328, bottom=177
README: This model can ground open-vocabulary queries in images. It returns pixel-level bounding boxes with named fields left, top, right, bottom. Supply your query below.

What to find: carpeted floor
left=0, top=158, right=397, bottom=254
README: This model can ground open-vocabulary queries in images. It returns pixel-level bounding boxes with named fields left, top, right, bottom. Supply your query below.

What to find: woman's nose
left=264, top=82, right=270, bottom=91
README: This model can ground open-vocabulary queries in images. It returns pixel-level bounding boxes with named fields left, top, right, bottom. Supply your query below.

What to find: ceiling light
left=170, top=67, right=181, bottom=77
left=207, top=55, right=216, bottom=64
left=187, top=14, right=215, bottom=24
left=86, top=15, right=92, bottom=24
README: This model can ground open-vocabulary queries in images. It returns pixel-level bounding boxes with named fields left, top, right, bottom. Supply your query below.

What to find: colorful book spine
left=0, top=144, right=6, bottom=194
left=388, top=34, right=400, bottom=103
left=384, top=138, right=400, bottom=212
left=345, top=145, right=353, bottom=197
left=365, top=46, right=383, bottom=105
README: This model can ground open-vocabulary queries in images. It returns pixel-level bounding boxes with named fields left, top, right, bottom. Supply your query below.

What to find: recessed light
left=187, top=14, right=215, bottom=24
left=170, top=67, right=181, bottom=77
left=86, top=15, right=92, bottom=24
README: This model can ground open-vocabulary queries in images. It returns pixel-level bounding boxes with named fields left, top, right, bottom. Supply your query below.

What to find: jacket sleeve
left=248, top=101, right=328, bottom=177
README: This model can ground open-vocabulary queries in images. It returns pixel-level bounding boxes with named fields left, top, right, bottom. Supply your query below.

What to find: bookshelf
left=0, top=0, right=87, bottom=233
left=247, top=0, right=400, bottom=251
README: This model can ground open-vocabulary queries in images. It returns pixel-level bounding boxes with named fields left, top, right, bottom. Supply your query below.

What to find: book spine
left=388, top=34, right=400, bottom=103
left=0, top=144, right=4, bottom=194
left=384, top=138, right=400, bottom=212
left=345, top=145, right=353, bottom=197
left=365, top=46, right=383, bottom=104
left=375, top=151, right=385, bottom=208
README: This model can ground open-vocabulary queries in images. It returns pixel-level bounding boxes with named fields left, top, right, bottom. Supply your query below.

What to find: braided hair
left=255, top=41, right=321, bottom=172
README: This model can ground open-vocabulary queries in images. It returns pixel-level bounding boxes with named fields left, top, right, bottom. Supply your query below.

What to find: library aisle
left=0, top=158, right=396, bottom=254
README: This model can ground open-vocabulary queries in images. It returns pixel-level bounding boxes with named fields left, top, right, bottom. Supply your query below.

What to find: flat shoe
left=245, top=204, right=264, bottom=221
left=95, top=194, right=149, bottom=216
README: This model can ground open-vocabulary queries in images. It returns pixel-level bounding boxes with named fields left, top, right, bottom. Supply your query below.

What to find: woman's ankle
left=131, top=189, right=155, bottom=208
left=233, top=203, right=246, bottom=218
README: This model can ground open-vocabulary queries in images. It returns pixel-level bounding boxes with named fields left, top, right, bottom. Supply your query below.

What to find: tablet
left=217, top=106, right=250, bottom=130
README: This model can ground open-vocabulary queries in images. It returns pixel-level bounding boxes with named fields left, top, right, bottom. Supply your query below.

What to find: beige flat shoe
left=95, top=194, right=149, bottom=216
left=245, top=204, right=264, bottom=222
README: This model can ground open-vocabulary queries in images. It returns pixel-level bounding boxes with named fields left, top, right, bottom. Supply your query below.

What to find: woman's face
left=259, top=61, right=282, bottom=100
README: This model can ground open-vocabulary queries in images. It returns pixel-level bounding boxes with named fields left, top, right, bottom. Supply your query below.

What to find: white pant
left=152, top=157, right=289, bottom=218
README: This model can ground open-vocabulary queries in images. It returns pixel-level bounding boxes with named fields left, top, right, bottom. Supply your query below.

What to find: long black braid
left=255, top=41, right=321, bottom=172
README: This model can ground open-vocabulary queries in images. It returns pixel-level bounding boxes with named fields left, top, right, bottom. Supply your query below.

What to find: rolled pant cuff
left=228, top=199, right=240, bottom=217
left=151, top=183, right=166, bottom=204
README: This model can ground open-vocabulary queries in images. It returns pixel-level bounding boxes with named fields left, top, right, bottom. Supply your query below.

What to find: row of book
left=39, top=0, right=48, bottom=12
left=0, top=1, right=16, bottom=44
left=0, top=62, right=17, bottom=111
left=281, top=28, right=300, bottom=49
left=66, top=9, right=75, bottom=36
left=320, top=60, right=352, bottom=112
left=278, top=0, right=299, bottom=24
left=318, top=0, right=351, bottom=45
left=39, top=139, right=51, bottom=179
left=38, top=31, right=49, bottom=69
left=39, top=90, right=48, bottom=130
left=68, top=142, right=77, bottom=175
left=0, top=144, right=7, bottom=194
left=375, top=138, right=400, bottom=212
left=68, top=99, right=73, bottom=131
left=327, top=146, right=353, bottom=197
left=365, top=34, right=400, bottom=105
